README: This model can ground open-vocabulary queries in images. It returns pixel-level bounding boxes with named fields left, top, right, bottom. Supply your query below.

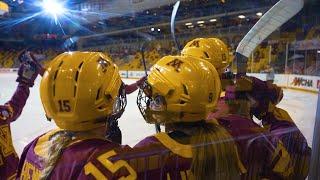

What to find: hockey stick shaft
left=171, top=1, right=181, bottom=52
left=235, top=0, right=304, bottom=75
left=140, top=43, right=161, bottom=133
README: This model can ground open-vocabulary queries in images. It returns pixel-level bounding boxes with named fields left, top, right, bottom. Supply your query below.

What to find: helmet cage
left=137, top=79, right=169, bottom=124
left=106, top=82, right=127, bottom=123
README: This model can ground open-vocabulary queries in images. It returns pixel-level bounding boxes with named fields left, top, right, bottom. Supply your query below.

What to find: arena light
left=238, top=15, right=246, bottom=19
left=185, top=22, right=192, bottom=26
left=187, top=25, right=194, bottom=28
left=197, top=20, right=205, bottom=24
left=210, top=18, right=217, bottom=22
left=151, top=27, right=154, bottom=32
left=256, top=12, right=263, bottom=17
left=317, top=50, right=320, bottom=54
left=41, top=0, right=66, bottom=22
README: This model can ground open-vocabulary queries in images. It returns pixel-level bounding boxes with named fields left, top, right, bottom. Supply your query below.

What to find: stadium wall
left=119, top=70, right=320, bottom=93
left=0, top=68, right=18, bottom=73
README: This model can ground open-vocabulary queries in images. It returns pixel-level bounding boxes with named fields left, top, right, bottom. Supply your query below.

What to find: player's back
left=217, top=114, right=306, bottom=179
left=123, top=132, right=193, bottom=180
left=17, top=129, right=124, bottom=180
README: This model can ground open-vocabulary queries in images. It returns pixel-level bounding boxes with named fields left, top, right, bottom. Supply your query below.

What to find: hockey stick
left=171, top=1, right=181, bottom=52
left=137, top=32, right=161, bottom=133
left=137, top=32, right=155, bottom=76
left=140, top=45, right=148, bottom=77
left=235, top=0, right=304, bottom=75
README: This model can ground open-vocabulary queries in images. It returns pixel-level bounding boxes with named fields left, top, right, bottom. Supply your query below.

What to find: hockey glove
left=16, top=52, right=41, bottom=87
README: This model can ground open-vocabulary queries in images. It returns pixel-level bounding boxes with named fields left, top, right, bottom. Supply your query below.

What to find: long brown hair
left=191, top=122, right=242, bottom=180
left=171, top=121, right=243, bottom=180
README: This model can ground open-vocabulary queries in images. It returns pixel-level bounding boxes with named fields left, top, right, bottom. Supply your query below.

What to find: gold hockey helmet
left=137, top=55, right=221, bottom=124
left=182, top=38, right=230, bottom=74
left=40, top=52, right=125, bottom=131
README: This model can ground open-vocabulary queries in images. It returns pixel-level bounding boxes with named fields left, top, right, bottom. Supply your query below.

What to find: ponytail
left=40, top=131, right=74, bottom=180
left=190, top=122, right=242, bottom=180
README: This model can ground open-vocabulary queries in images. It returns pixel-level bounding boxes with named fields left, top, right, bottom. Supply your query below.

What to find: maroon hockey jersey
left=118, top=132, right=245, bottom=180
left=0, top=84, right=29, bottom=179
left=16, top=129, right=136, bottom=180
left=217, top=110, right=310, bottom=179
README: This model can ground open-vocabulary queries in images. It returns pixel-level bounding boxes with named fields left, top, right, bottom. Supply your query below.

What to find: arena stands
left=0, top=0, right=319, bottom=76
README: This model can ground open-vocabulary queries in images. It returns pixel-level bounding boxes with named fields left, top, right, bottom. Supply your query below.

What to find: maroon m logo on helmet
left=166, top=59, right=184, bottom=72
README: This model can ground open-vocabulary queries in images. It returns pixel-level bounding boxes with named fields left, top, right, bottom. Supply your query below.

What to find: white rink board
left=287, top=75, right=320, bottom=92
left=120, top=70, right=320, bottom=92
left=0, top=72, right=317, bottom=156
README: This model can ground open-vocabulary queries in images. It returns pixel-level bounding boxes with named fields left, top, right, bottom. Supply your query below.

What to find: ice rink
left=0, top=73, right=317, bottom=156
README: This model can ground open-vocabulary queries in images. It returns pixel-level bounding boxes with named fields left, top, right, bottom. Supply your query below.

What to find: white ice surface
left=0, top=73, right=317, bottom=156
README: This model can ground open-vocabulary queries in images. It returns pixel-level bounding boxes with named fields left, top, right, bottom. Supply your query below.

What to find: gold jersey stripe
left=154, top=133, right=192, bottom=158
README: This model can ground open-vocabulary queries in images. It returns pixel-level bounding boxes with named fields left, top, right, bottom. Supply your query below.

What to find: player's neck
left=75, top=126, right=107, bottom=139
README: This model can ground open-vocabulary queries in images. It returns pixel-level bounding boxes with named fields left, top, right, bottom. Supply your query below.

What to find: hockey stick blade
left=171, top=1, right=181, bottom=52
left=235, top=0, right=304, bottom=74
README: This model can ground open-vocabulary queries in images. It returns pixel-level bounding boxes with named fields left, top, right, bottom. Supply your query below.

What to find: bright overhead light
left=238, top=15, right=245, bottom=19
left=157, top=28, right=161, bottom=32
left=256, top=12, right=263, bottom=17
left=317, top=50, right=320, bottom=54
left=199, top=24, right=204, bottom=27
left=41, top=0, right=66, bottom=22
left=185, top=22, right=192, bottom=26
left=187, top=25, right=194, bottom=28
left=151, top=27, right=154, bottom=31
left=210, top=18, right=217, bottom=22
left=197, top=20, right=205, bottom=24
left=42, top=0, right=65, bottom=16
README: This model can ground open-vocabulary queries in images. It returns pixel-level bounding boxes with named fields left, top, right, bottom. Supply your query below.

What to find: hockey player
left=222, top=75, right=311, bottom=179
left=16, top=52, right=137, bottom=179
left=239, top=76, right=311, bottom=179
left=123, top=55, right=246, bottom=179
left=181, top=38, right=233, bottom=118
left=181, top=37, right=310, bottom=179
left=0, top=51, right=41, bottom=179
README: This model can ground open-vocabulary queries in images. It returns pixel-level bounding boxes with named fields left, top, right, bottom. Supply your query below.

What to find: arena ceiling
left=0, top=0, right=317, bottom=41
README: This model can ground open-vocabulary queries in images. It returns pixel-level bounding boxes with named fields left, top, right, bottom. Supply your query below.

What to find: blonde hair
left=191, top=122, right=241, bottom=180
left=172, top=121, right=241, bottom=180
left=40, top=131, right=74, bottom=180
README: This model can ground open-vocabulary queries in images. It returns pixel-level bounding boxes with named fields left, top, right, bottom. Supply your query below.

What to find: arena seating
left=1, top=24, right=320, bottom=76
